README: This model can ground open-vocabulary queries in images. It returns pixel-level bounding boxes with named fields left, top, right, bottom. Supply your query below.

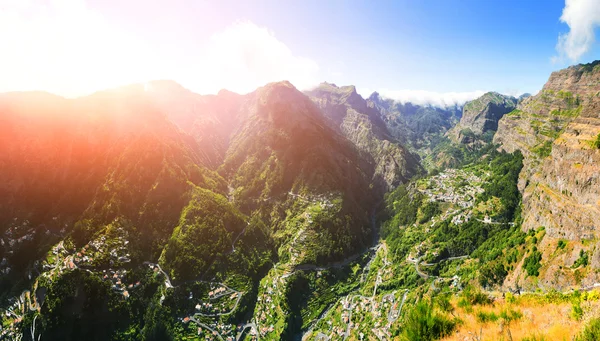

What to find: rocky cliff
left=449, top=92, right=516, bottom=144
left=495, top=60, right=600, bottom=290
left=367, top=92, right=462, bottom=152
left=306, top=83, right=421, bottom=191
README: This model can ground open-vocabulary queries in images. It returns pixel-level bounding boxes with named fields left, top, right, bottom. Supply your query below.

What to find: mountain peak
left=368, top=91, right=381, bottom=101
left=316, top=82, right=357, bottom=95
left=217, top=89, right=240, bottom=97
left=261, top=80, right=296, bottom=91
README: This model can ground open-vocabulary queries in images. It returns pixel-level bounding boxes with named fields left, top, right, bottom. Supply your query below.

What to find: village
left=179, top=282, right=248, bottom=341
left=0, top=217, right=66, bottom=277
left=417, top=168, right=487, bottom=209
left=0, top=226, right=136, bottom=340
left=0, top=168, right=488, bottom=341
left=304, top=245, right=408, bottom=341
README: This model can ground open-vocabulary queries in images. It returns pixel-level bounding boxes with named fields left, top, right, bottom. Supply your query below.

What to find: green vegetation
left=161, top=187, right=248, bottom=282
left=383, top=149, right=525, bottom=290
left=579, top=60, right=600, bottom=73
left=6, top=75, right=598, bottom=341
left=550, top=106, right=582, bottom=118
left=39, top=269, right=162, bottom=341
left=523, top=246, right=543, bottom=277
left=500, top=308, right=523, bottom=322
left=400, top=300, right=457, bottom=341
left=556, top=90, right=580, bottom=107
left=571, top=301, right=584, bottom=321
left=576, top=318, right=600, bottom=341
left=532, top=140, right=553, bottom=158
left=461, top=286, right=493, bottom=306
left=507, top=109, right=523, bottom=117
left=463, top=91, right=515, bottom=113
left=419, top=201, right=441, bottom=224
left=475, top=310, right=498, bottom=323
left=459, top=128, right=476, bottom=139
left=593, top=133, right=600, bottom=149
left=573, top=249, right=589, bottom=268
left=423, top=136, right=498, bottom=172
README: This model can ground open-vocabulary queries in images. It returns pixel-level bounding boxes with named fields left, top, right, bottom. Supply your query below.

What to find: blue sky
left=1, top=0, right=599, bottom=105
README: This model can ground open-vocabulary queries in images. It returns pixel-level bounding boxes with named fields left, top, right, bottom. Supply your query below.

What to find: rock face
left=306, top=83, right=422, bottom=191
left=222, top=81, right=377, bottom=262
left=449, top=92, right=516, bottom=143
left=366, top=92, right=462, bottom=151
left=494, top=60, right=600, bottom=290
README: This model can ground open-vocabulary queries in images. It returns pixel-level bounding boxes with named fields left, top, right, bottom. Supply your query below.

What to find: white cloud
left=358, top=88, right=486, bottom=107
left=555, top=0, right=600, bottom=62
left=185, top=21, right=319, bottom=94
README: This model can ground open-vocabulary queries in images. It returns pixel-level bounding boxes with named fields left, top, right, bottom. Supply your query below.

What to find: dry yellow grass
left=441, top=295, right=600, bottom=341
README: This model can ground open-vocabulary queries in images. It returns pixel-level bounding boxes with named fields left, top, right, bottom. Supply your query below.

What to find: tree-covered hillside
left=0, top=81, right=381, bottom=340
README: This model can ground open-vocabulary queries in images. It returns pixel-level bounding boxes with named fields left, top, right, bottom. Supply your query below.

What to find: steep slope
left=221, top=81, right=375, bottom=264
left=367, top=92, right=462, bottom=152
left=494, top=60, right=600, bottom=290
left=143, top=80, right=245, bottom=168
left=0, top=87, right=235, bottom=280
left=306, top=83, right=421, bottom=190
left=449, top=92, right=517, bottom=144
left=0, top=81, right=386, bottom=340
left=0, top=88, right=267, bottom=340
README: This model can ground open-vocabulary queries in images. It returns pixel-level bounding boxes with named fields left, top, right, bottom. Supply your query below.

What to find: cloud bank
left=358, top=88, right=486, bottom=107
left=555, top=0, right=600, bottom=61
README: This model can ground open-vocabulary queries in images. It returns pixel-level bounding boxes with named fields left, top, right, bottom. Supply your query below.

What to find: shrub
left=457, top=297, right=473, bottom=313
left=475, top=310, right=499, bottom=323
left=593, top=134, right=600, bottom=149
left=435, top=294, right=454, bottom=314
left=401, top=300, right=457, bottom=341
left=571, top=302, right=584, bottom=321
left=500, top=308, right=522, bottom=322
left=462, top=286, right=493, bottom=306
left=576, top=318, right=600, bottom=341
left=556, top=239, right=567, bottom=250
left=479, top=261, right=507, bottom=288
left=573, top=250, right=589, bottom=268
left=524, top=247, right=542, bottom=277
left=532, top=141, right=553, bottom=158
left=584, top=289, right=600, bottom=301
left=418, top=201, right=441, bottom=224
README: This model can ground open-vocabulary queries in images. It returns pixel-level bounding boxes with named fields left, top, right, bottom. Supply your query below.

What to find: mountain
left=5, top=61, right=600, bottom=341
left=448, top=92, right=517, bottom=144
left=0, top=80, right=385, bottom=340
left=142, top=80, right=245, bottom=168
left=306, top=83, right=421, bottom=190
left=518, top=93, right=532, bottom=102
left=222, top=82, right=375, bottom=261
left=0, top=86, right=238, bottom=275
left=367, top=92, right=462, bottom=156
left=494, top=60, right=600, bottom=290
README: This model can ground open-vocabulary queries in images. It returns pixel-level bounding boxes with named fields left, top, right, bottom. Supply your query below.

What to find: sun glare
left=0, top=0, right=167, bottom=97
